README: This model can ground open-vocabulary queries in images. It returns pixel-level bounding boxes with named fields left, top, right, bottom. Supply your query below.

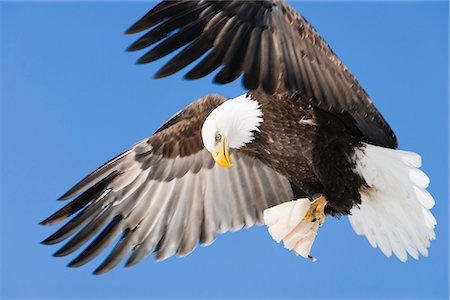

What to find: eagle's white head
left=202, top=94, right=263, bottom=168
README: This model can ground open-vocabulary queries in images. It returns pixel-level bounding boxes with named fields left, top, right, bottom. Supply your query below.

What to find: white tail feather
left=349, top=143, right=436, bottom=262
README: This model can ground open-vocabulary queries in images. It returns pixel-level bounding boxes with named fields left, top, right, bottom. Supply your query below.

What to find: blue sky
left=1, top=1, right=448, bottom=299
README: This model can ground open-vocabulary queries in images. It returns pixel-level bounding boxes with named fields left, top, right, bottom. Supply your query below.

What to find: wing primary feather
left=274, top=11, right=300, bottom=92
left=97, top=182, right=160, bottom=270
left=268, top=12, right=282, bottom=93
left=259, top=28, right=270, bottom=93
left=155, top=14, right=230, bottom=78
left=184, top=16, right=240, bottom=80
left=125, top=180, right=178, bottom=266
left=67, top=215, right=124, bottom=268
left=213, top=2, right=261, bottom=84
left=242, top=27, right=262, bottom=90
left=41, top=189, right=113, bottom=245
left=125, top=1, right=195, bottom=34
left=103, top=181, right=164, bottom=273
left=126, top=5, right=206, bottom=52
left=126, top=215, right=166, bottom=267
left=93, top=229, right=133, bottom=275
left=214, top=21, right=251, bottom=84
left=155, top=19, right=229, bottom=78
left=136, top=13, right=212, bottom=65
left=58, top=151, right=131, bottom=201
left=53, top=206, right=114, bottom=257
left=40, top=171, right=118, bottom=225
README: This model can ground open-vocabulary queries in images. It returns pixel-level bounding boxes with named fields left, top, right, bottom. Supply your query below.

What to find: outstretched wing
left=126, top=0, right=397, bottom=149
left=41, top=95, right=294, bottom=274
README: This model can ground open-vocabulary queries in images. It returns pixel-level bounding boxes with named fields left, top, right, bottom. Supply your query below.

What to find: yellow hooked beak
left=212, top=136, right=232, bottom=168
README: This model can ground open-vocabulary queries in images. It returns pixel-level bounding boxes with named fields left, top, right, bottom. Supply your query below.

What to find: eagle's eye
left=215, top=132, right=222, bottom=143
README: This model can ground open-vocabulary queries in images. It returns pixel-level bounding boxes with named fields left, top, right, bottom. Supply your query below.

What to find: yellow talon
left=305, top=196, right=328, bottom=226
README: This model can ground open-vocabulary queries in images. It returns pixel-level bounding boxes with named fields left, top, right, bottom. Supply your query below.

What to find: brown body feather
left=243, top=90, right=366, bottom=215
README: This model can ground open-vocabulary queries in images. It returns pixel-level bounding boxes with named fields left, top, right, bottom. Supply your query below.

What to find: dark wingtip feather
left=124, top=258, right=137, bottom=268
left=41, top=236, right=56, bottom=245
left=183, top=71, right=203, bottom=81
left=42, top=225, right=75, bottom=246
left=56, top=157, right=123, bottom=201
left=125, top=18, right=154, bottom=35
left=52, top=238, right=82, bottom=257
left=125, top=1, right=197, bottom=36
left=58, top=193, right=71, bottom=201
left=93, top=262, right=111, bottom=275
left=92, top=232, right=133, bottom=275
left=150, top=64, right=171, bottom=79
left=124, top=252, right=143, bottom=269
left=153, top=72, right=168, bottom=79
left=65, top=216, right=124, bottom=269
left=39, top=219, right=50, bottom=226
left=126, top=45, right=137, bottom=52
left=39, top=215, right=64, bottom=226
left=92, top=268, right=107, bottom=276
left=67, top=259, right=81, bottom=268
left=53, top=248, right=68, bottom=257
left=136, top=55, right=154, bottom=65
left=124, top=17, right=157, bottom=35
left=124, top=27, right=140, bottom=35
left=126, top=42, right=146, bottom=52
left=214, top=71, right=240, bottom=85
left=67, top=255, right=89, bottom=268
left=42, top=176, right=112, bottom=227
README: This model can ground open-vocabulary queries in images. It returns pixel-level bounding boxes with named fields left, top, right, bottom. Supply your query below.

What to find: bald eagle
left=41, top=0, right=436, bottom=274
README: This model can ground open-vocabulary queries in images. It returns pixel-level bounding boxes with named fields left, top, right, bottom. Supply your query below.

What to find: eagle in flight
left=41, top=0, right=436, bottom=274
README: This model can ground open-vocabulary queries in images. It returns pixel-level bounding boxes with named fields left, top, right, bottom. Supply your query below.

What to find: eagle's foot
left=263, top=197, right=328, bottom=261
left=305, top=196, right=328, bottom=226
